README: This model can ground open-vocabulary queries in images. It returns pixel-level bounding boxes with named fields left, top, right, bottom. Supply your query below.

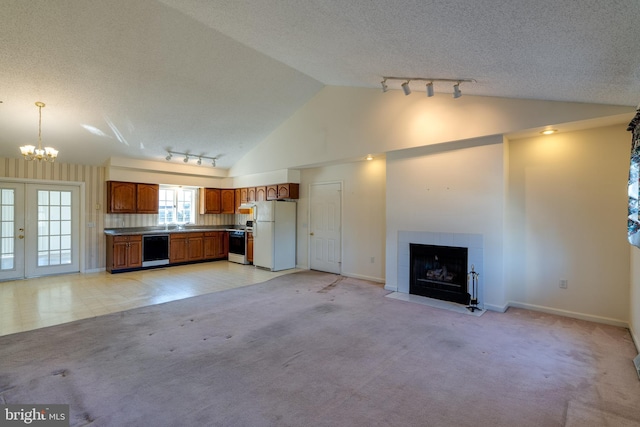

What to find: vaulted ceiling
left=2, top=0, right=639, bottom=168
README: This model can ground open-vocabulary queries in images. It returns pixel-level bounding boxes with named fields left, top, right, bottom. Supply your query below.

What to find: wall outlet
left=559, top=279, right=568, bottom=289
left=87, top=222, right=95, bottom=228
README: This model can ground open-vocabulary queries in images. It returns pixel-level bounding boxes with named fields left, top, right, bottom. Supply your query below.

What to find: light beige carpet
left=1, top=271, right=639, bottom=426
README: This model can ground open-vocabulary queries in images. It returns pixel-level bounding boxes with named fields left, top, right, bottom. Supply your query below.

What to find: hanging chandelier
left=20, top=101, right=59, bottom=162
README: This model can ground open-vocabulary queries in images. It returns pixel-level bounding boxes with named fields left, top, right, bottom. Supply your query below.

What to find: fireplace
left=410, top=243, right=470, bottom=305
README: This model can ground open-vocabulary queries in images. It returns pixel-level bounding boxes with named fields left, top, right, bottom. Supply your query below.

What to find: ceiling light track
left=381, top=77, right=476, bottom=98
left=166, top=150, right=218, bottom=167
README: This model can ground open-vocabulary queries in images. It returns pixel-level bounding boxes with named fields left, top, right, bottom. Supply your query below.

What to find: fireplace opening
left=410, top=243, right=470, bottom=305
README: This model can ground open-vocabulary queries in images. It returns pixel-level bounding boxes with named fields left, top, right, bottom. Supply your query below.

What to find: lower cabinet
left=170, top=232, right=204, bottom=263
left=247, top=232, right=253, bottom=264
left=106, top=235, right=142, bottom=272
left=204, top=231, right=228, bottom=260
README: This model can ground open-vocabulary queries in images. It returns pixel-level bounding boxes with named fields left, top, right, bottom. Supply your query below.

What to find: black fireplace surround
left=410, top=243, right=470, bottom=305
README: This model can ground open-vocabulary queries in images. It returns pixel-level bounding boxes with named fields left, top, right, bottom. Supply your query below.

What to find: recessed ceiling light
left=366, top=154, right=373, bottom=161
left=541, top=129, right=558, bottom=135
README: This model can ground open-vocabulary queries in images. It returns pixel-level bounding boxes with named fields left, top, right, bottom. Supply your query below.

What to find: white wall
left=506, top=125, right=630, bottom=325
left=298, top=159, right=386, bottom=282
left=385, top=136, right=507, bottom=310
left=231, top=86, right=632, bottom=177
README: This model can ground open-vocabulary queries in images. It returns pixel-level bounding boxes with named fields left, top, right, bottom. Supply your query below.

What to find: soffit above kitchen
left=1, top=0, right=639, bottom=168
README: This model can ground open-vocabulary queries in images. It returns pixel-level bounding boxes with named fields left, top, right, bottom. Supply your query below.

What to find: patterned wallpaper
left=0, top=157, right=246, bottom=272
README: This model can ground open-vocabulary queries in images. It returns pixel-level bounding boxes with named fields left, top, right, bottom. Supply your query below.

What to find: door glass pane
left=36, top=190, right=73, bottom=266
left=0, top=188, right=15, bottom=271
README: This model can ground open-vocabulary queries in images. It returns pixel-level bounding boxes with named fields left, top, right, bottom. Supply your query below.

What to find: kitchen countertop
left=104, top=225, right=247, bottom=236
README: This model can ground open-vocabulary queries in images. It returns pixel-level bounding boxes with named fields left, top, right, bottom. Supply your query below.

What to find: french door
left=0, top=182, right=80, bottom=280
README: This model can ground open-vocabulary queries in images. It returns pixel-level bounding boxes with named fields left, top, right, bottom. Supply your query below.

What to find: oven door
left=228, top=231, right=248, bottom=264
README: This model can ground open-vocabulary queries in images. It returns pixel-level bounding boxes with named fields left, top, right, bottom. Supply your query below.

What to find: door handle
left=309, top=232, right=314, bottom=236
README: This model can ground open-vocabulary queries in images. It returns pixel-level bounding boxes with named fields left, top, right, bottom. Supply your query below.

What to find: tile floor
left=0, top=261, right=298, bottom=337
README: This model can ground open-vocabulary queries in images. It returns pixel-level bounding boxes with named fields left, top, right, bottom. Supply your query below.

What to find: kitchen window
left=158, top=186, right=197, bottom=225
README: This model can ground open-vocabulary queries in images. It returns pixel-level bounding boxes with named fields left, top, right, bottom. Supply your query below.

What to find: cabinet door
left=221, top=189, right=235, bottom=214
left=107, top=181, right=136, bottom=213
left=235, top=188, right=242, bottom=213
left=136, top=184, right=159, bottom=213
left=255, top=186, right=266, bottom=202
left=247, top=187, right=256, bottom=202
left=112, top=241, right=129, bottom=270
left=170, top=235, right=188, bottom=263
left=277, top=183, right=299, bottom=199
left=187, top=234, right=204, bottom=261
left=266, top=185, right=278, bottom=200
left=240, top=188, right=248, bottom=204
left=247, top=232, right=254, bottom=263
left=200, top=188, right=221, bottom=214
left=127, top=237, right=143, bottom=267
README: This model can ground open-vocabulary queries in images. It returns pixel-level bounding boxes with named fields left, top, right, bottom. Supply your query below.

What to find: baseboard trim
left=83, top=268, right=105, bottom=274
left=630, top=325, right=640, bottom=354
left=341, top=272, right=385, bottom=283
left=508, top=301, right=629, bottom=328
left=384, top=284, right=398, bottom=292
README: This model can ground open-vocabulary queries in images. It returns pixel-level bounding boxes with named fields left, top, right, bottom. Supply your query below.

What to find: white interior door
left=0, top=183, right=25, bottom=281
left=24, top=184, right=80, bottom=278
left=309, top=182, right=341, bottom=274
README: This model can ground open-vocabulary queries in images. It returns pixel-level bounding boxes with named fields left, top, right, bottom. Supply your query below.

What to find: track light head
left=197, top=157, right=202, bottom=166
left=381, top=79, right=388, bottom=93
left=165, top=152, right=172, bottom=161
left=426, top=82, right=434, bottom=97
left=453, top=82, right=462, bottom=98
left=183, top=155, right=189, bottom=163
left=401, top=81, right=411, bottom=96
left=211, top=158, right=216, bottom=167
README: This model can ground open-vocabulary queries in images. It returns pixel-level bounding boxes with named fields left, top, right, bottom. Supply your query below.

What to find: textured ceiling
left=1, top=0, right=639, bottom=168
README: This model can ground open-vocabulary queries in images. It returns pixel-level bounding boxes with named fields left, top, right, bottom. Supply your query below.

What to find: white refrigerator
left=253, top=201, right=297, bottom=271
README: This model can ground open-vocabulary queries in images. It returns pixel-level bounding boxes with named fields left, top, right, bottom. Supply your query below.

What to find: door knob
left=309, top=232, right=314, bottom=236
left=18, top=235, right=24, bottom=239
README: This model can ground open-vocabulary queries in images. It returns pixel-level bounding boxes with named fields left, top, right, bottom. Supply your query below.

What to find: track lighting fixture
left=165, top=150, right=218, bottom=167
left=426, top=81, right=434, bottom=97
left=381, top=76, right=475, bottom=98
left=401, top=81, right=411, bottom=96
left=453, top=82, right=462, bottom=98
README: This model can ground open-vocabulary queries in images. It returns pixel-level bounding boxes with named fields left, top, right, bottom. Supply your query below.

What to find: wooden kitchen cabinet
left=107, top=181, right=136, bottom=213
left=266, top=183, right=299, bottom=200
left=255, top=186, right=266, bottom=202
left=136, top=183, right=159, bottom=213
left=204, top=231, right=228, bottom=260
left=170, top=232, right=204, bottom=263
left=221, top=189, right=235, bottom=214
left=107, top=181, right=159, bottom=214
left=200, top=188, right=221, bottom=214
left=247, top=187, right=256, bottom=202
left=247, top=232, right=254, bottom=264
left=235, top=188, right=242, bottom=213
left=106, top=234, right=142, bottom=272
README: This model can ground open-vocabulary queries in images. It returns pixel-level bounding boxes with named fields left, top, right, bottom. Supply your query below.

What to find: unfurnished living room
left=1, top=1, right=640, bottom=426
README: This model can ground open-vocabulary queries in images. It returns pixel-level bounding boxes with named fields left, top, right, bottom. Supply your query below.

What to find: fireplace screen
left=410, top=243, right=470, bottom=305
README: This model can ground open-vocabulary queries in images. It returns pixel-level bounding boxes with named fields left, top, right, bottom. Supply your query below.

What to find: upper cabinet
left=136, top=183, right=159, bottom=213
left=247, top=187, right=256, bottom=202
left=221, top=189, right=235, bottom=214
left=266, top=183, right=299, bottom=200
left=107, top=181, right=159, bottom=214
left=255, top=186, right=267, bottom=202
left=200, top=188, right=221, bottom=214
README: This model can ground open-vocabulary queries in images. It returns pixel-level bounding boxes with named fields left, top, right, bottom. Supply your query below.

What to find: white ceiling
left=1, top=0, right=639, bottom=168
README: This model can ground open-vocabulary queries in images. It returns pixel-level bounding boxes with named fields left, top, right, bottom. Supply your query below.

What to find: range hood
left=238, top=203, right=255, bottom=210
